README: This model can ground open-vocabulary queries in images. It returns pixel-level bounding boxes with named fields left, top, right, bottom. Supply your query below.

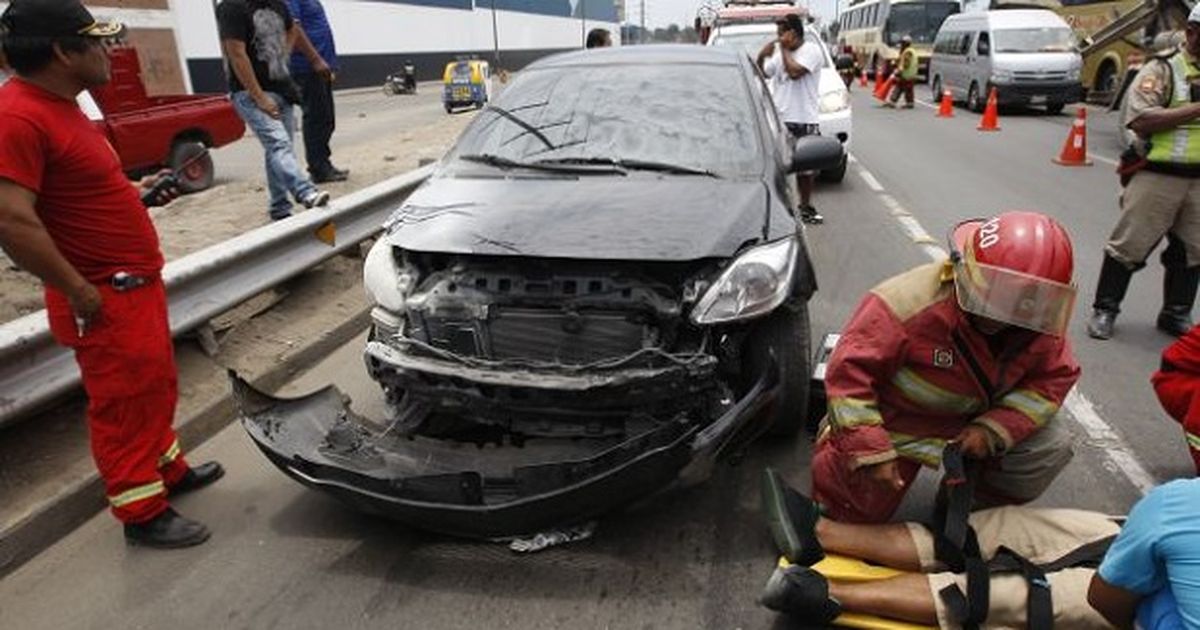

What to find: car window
left=976, top=31, right=990, bottom=55
left=992, top=27, right=1075, bottom=53
left=447, top=62, right=763, bottom=179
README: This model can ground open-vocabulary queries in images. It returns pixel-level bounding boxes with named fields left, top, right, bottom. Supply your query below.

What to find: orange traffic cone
left=977, top=87, right=1000, bottom=131
left=936, top=88, right=954, bottom=118
left=873, top=68, right=883, bottom=94
left=874, top=73, right=896, bottom=101
left=1053, top=107, right=1093, bottom=166
left=859, top=69, right=868, bottom=87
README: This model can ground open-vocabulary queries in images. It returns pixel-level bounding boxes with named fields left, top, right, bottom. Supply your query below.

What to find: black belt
left=110, top=272, right=154, bottom=292
left=1144, top=162, right=1200, bottom=178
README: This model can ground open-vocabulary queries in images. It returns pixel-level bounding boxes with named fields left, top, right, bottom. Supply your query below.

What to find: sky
left=631, top=0, right=842, bottom=29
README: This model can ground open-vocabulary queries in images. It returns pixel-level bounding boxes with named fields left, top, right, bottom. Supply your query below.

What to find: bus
left=837, top=0, right=961, bottom=80
left=1053, top=0, right=1188, bottom=99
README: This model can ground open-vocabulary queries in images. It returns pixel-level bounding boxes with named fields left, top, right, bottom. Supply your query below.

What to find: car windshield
left=446, top=62, right=763, bottom=179
left=992, top=27, right=1076, bottom=53
left=711, top=30, right=832, bottom=68
left=885, top=2, right=960, bottom=45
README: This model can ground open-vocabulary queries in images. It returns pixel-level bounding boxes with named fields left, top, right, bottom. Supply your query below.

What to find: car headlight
left=820, top=89, right=851, bottom=113
left=363, top=240, right=414, bottom=312
left=1066, top=67, right=1080, bottom=81
left=991, top=70, right=1015, bottom=84
left=691, top=237, right=798, bottom=325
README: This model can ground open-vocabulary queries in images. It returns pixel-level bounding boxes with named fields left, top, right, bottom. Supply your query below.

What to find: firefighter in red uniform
left=0, top=0, right=224, bottom=548
left=1152, top=325, right=1200, bottom=474
left=814, top=211, right=1081, bottom=523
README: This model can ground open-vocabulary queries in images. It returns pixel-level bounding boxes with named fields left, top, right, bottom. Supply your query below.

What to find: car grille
left=1013, top=71, right=1069, bottom=82
left=418, top=309, right=648, bottom=365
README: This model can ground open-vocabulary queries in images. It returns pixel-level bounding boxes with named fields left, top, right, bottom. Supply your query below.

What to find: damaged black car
left=235, top=45, right=843, bottom=538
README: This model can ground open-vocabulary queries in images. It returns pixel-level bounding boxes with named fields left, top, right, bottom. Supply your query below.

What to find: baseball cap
left=0, top=0, right=125, bottom=39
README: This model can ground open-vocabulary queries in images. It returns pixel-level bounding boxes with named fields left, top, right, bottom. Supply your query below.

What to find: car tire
left=445, top=103, right=453, bottom=114
left=819, top=154, right=847, bottom=183
left=169, top=140, right=213, bottom=194
left=930, top=75, right=943, bottom=102
left=967, top=82, right=983, bottom=114
left=1046, top=102, right=1065, bottom=115
left=746, top=300, right=812, bottom=437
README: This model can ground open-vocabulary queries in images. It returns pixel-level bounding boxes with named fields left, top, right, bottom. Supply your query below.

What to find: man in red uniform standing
left=814, top=211, right=1081, bottom=522
left=0, top=0, right=224, bottom=548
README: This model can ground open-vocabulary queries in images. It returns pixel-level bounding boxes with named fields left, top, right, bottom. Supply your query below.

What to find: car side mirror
left=835, top=54, right=855, bottom=70
left=791, top=136, right=844, bottom=174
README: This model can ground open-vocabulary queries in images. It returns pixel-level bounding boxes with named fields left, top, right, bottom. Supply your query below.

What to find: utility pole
left=491, top=0, right=501, bottom=67
left=640, top=0, right=646, bottom=43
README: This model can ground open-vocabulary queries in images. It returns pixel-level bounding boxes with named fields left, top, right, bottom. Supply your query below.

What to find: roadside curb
left=0, top=261, right=372, bottom=578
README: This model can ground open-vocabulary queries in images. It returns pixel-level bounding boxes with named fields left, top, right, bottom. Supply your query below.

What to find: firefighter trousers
left=46, top=279, right=190, bottom=524
left=813, top=420, right=1075, bottom=523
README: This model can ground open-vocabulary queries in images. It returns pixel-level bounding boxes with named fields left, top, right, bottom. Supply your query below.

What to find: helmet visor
left=954, top=257, right=1077, bottom=336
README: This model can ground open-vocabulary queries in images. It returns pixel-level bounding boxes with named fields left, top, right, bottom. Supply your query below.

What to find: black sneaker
left=311, top=167, right=350, bottom=183
left=800, top=205, right=824, bottom=225
left=762, top=468, right=825, bottom=566
left=124, top=508, right=211, bottom=549
left=759, top=565, right=843, bottom=622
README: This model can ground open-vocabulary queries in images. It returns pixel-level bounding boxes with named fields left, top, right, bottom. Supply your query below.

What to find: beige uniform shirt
left=1125, top=48, right=1199, bottom=127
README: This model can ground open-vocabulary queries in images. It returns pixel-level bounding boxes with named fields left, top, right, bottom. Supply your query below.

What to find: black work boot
left=124, top=508, right=211, bottom=549
left=1157, top=265, right=1200, bottom=337
left=759, top=564, right=843, bottom=622
left=168, top=461, right=225, bottom=497
left=1087, top=254, right=1135, bottom=340
left=761, top=468, right=825, bottom=566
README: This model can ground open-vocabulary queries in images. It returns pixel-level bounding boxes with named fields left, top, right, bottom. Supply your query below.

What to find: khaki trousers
left=1107, top=170, right=1200, bottom=268
left=906, top=507, right=1120, bottom=629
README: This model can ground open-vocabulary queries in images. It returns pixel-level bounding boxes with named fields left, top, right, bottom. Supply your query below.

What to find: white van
left=929, top=10, right=1083, bottom=114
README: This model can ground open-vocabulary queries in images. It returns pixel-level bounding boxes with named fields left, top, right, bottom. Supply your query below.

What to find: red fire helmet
left=950, top=211, right=1077, bottom=336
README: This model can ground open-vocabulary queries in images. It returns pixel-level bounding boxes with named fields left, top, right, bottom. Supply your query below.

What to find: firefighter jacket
left=824, top=262, right=1081, bottom=470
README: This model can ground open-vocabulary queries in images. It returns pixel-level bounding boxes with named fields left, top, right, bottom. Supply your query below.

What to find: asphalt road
left=1, top=88, right=1190, bottom=630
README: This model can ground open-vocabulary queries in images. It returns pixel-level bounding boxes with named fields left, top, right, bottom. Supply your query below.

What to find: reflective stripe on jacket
left=824, top=262, right=1081, bottom=470
left=1148, top=53, right=1200, bottom=165
left=899, top=48, right=919, bottom=81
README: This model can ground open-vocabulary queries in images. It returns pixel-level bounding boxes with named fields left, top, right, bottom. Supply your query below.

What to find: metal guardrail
left=0, top=165, right=433, bottom=429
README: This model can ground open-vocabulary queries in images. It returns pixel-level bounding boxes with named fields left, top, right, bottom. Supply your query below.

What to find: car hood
left=381, top=175, right=772, bottom=261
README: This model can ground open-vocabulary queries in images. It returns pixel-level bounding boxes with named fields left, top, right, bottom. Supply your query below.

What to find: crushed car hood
left=382, top=176, right=773, bottom=261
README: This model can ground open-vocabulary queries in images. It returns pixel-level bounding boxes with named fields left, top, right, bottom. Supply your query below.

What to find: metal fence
left=0, top=165, right=432, bottom=429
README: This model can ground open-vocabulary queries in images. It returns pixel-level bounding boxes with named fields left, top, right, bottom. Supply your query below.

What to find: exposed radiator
left=489, top=309, right=647, bottom=365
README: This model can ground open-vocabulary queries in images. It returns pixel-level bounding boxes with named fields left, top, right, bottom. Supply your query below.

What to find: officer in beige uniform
left=1087, top=5, right=1200, bottom=340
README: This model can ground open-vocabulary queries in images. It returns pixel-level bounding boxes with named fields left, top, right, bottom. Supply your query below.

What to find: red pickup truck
left=80, top=48, right=245, bottom=193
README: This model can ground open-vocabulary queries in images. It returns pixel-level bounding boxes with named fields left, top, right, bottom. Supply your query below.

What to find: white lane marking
left=849, top=152, right=1157, bottom=495
left=858, top=170, right=884, bottom=192
left=1064, top=390, right=1157, bottom=494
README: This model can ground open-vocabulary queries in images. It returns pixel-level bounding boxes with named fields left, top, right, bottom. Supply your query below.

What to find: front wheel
left=967, top=82, right=983, bottom=113
left=1046, top=102, right=1065, bottom=115
left=930, top=75, right=943, bottom=103
left=819, top=154, right=847, bottom=184
left=746, top=301, right=812, bottom=437
left=169, top=140, right=213, bottom=193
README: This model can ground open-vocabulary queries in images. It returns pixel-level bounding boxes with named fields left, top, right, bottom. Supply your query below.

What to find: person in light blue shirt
left=285, top=0, right=346, bottom=183
left=1089, top=479, right=1200, bottom=629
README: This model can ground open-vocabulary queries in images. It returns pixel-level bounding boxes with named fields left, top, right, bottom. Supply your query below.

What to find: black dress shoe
left=1157, top=310, right=1193, bottom=337
left=124, top=508, right=210, bottom=548
left=760, top=565, right=843, bottom=622
left=762, top=468, right=825, bottom=566
left=311, top=167, right=349, bottom=183
left=169, top=461, right=225, bottom=497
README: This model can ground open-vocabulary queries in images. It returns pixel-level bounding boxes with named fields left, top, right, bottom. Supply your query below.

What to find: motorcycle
left=384, top=64, right=417, bottom=95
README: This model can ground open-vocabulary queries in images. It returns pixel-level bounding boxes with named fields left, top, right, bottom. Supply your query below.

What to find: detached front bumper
left=231, top=349, right=777, bottom=537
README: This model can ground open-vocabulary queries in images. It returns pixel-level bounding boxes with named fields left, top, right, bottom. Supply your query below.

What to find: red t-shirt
left=0, top=78, right=163, bottom=283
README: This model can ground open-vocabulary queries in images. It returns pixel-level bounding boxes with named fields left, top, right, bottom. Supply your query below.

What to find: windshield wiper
left=537, top=157, right=720, bottom=178
left=457, top=154, right=624, bottom=175
left=482, top=105, right=556, bottom=150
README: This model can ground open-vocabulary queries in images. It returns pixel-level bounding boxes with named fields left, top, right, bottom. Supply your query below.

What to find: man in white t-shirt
left=757, top=13, right=824, bottom=225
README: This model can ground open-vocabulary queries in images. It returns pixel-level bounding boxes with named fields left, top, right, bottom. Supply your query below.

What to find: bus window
left=884, top=1, right=959, bottom=46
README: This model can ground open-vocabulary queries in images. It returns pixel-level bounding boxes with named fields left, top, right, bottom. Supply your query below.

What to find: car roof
left=943, top=9, right=1066, bottom=29
left=530, top=44, right=743, bottom=69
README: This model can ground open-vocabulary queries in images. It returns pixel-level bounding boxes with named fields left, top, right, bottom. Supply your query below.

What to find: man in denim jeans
left=217, top=0, right=329, bottom=221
